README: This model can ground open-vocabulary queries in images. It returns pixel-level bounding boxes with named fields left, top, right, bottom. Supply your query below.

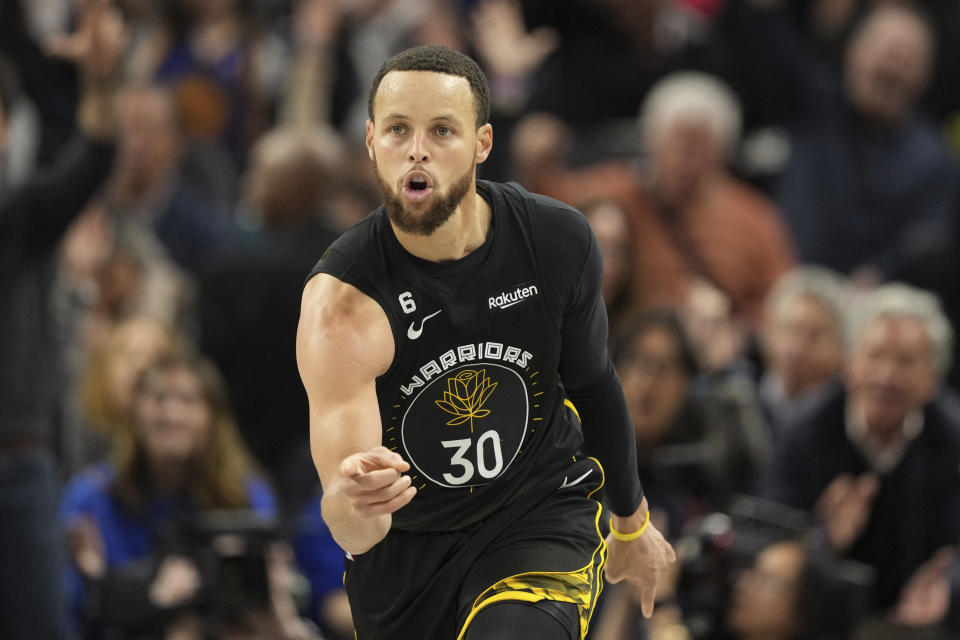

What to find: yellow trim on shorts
left=455, top=502, right=608, bottom=640
left=586, top=456, right=605, bottom=500
left=563, top=398, right=581, bottom=422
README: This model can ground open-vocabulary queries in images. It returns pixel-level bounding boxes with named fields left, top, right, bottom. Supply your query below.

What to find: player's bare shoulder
left=297, top=274, right=395, bottom=393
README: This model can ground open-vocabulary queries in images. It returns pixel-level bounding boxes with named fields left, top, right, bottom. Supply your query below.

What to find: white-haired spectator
left=760, top=282, right=960, bottom=621
left=519, top=71, right=796, bottom=326
left=850, top=283, right=953, bottom=380
left=639, top=71, right=742, bottom=165
left=759, top=266, right=850, bottom=436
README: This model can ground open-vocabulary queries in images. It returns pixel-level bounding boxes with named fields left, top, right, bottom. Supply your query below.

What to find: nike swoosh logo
left=559, top=469, right=593, bottom=489
left=407, top=309, right=442, bottom=340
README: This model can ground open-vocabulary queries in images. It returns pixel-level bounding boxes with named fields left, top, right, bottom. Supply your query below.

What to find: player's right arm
left=297, top=273, right=416, bottom=555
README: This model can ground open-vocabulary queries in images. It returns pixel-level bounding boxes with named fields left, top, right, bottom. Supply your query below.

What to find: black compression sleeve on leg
left=464, top=601, right=578, bottom=640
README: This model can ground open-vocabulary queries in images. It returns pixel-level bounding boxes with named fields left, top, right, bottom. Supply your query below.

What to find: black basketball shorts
left=342, top=456, right=609, bottom=639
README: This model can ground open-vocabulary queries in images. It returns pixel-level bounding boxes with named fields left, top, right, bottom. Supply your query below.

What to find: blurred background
left=2, top=0, right=960, bottom=638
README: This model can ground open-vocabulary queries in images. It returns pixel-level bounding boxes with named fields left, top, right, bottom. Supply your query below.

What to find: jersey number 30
left=440, top=430, right=504, bottom=485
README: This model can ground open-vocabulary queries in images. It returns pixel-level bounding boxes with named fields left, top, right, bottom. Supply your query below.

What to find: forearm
left=0, top=134, right=115, bottom=255
left=76, top=77, right=118, bottom=141
left=320, top=486, right=391, bottom=555
left=281, top=45, right=333, bottom=128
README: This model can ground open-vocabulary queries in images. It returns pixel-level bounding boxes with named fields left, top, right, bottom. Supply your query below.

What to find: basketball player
left=297, top=45, right=675, bottom=639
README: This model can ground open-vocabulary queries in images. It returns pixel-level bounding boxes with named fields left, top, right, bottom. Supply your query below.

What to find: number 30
left=440, top=431, right=504, bottom=485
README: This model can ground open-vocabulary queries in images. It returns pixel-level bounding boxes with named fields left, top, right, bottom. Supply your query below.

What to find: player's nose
left=408, top=130, right=430, bottom=163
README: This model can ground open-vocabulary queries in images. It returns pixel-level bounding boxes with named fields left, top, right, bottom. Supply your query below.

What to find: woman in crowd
left=614, top=310, right=769, bottom=531
left=581, top=198, right=642, bottom=340
left=60, top=350, right=281, bottom=638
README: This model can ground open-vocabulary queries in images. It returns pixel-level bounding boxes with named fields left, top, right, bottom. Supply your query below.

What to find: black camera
left=87, top=511, right=282, bottom=639
left=176, top=510, right=281, bottom=622
left=676, top=496, right=875, bottom=640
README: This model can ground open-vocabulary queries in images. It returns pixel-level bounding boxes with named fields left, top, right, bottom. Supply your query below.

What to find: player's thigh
left=459, top=457, right=607, bottom=639
left=463, top=600, right=578, bottom=640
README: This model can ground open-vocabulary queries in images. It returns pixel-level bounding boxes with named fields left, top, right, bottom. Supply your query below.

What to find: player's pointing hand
left=338, top=446, right=417, bottom=518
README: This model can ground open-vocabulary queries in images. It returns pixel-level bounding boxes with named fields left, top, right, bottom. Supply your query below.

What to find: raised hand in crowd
left=294, top=0, right=344, bottom=53
left=471, top=0, right=558, bottom=80
left=816, top=472, right=879, bottom=551
left=67, top=514, right=108, bottom=580
left=891, top=546, right=957, bottom=627
left=45, top=0, right=126, bottom=138
left=148, top=556, right=202, bottom=610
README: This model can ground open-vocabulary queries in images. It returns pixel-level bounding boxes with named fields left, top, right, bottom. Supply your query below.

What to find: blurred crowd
left=2, top=0, right=960, bottom=638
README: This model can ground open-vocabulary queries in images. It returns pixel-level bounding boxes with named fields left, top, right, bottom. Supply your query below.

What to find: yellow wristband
left=609, top=510, right=650, bottom=541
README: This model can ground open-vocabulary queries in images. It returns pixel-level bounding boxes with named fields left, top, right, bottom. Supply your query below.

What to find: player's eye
left=389, top=124, right=406, bottom=135
left=436, top=126, right=452, bottom=136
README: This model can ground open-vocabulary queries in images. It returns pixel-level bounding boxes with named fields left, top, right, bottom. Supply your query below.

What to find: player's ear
left=365, top=119, right=376, bottom=161
left=475, top=123, right=493, bottom=164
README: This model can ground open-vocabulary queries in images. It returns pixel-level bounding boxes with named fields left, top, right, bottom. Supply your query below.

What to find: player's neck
left=393, top=190, right=492, bottom=263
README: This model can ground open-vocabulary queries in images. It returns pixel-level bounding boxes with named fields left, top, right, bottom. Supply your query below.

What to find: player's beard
left=375, top=161, right=474, bottom=236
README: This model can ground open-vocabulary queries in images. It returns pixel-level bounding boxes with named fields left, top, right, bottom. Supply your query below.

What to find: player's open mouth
left=403, top=172, right=434, bottom=202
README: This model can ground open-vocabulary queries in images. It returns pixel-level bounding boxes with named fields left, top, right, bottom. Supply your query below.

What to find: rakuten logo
left=489, top=284, right=539, bottom=310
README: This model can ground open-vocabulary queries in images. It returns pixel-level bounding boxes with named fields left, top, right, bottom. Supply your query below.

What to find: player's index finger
left=353, top=467, right=402, bottom=489
left=369, top=448, right=410, bottom=471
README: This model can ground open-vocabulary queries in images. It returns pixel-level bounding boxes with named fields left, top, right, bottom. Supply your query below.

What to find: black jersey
left=308, top=180, right=637, bottom=531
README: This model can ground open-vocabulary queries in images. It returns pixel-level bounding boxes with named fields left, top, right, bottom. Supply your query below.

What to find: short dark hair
left=367, top=45, right=491, bottom=127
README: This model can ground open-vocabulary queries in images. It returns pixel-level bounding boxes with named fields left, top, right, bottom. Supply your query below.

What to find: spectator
left=53, top=198, right=193, bottom=479
left=581, top=198, right=641, bottom=340
left=614, top=310, right=769, bottom=531
left=60, top=350, right=278, bottom=637
left=594, top=537, right=869, bottom=640
left=760, top=283, right=960, bottom=618
left=75, top=315, right=179, bottom=466
left=106, top=82, right=237, bottom=273
left=680, top=278, right=750, bottom=375
left=152, top=0, right=284, bottom=164
left=759, top=266, right=849, bottom=438
left=56, top=196, right=193, bottom=342
left=523, top=72, right=796, bottom=325
left=0, top=2, right=124, bottom=637
left=199, top=126, right=341, bottom=508
left=728, top=0, right=958, bottom=280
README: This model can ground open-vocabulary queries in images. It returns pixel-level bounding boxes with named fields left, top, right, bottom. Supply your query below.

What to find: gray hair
left=639, top=71, right=742, bottom=158
left=853, top=283, right=953, bottom=377
left=764, top=266, right=851, bottom=345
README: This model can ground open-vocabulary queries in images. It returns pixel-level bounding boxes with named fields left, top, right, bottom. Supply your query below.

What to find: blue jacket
left=59, top=462, right=277, bottom=628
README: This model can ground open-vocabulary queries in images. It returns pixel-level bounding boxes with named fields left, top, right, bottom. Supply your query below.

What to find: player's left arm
left=556, top=216, right=675, bottom=617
